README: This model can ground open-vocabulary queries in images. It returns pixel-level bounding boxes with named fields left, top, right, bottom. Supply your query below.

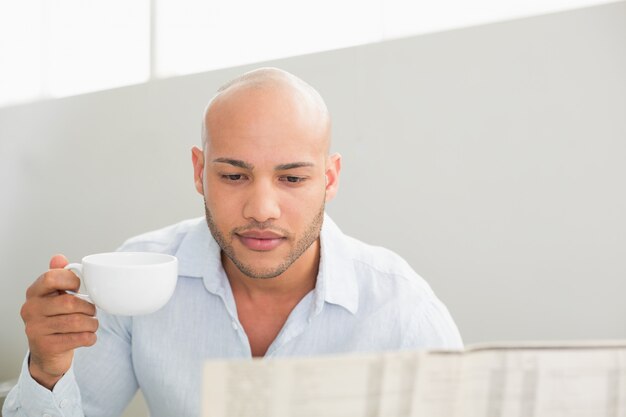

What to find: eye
left=280, top=176, right=306, bottom=184
left=221, top=174, right=247, bottom=182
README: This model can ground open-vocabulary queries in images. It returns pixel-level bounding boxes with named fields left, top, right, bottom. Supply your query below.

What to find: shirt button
left=59, top=399, right=69, bottom=408
left=232, top=321, right=238, bottom=330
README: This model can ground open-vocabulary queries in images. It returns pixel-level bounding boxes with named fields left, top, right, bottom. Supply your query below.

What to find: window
left=154, top=0, right=380, bottom=77
left=0, top=0, right=609, bottom=108
left=0, top=0, right=149, bottom=107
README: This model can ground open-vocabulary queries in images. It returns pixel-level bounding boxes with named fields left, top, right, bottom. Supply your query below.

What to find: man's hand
left=20, top=254, right=99, bottom=390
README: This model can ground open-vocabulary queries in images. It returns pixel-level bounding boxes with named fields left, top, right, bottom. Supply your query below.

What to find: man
left=4, top=68, right=462, bottom=417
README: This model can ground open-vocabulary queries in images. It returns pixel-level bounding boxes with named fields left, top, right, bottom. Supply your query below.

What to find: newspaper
left=202, top=341, right=626, bottom=417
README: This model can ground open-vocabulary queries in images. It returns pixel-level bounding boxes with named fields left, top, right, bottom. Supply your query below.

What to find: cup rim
left=82, top=252, right=177, bottom=267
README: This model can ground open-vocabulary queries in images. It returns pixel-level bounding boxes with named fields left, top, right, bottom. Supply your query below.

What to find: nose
left=242, top=179, right=281, bottom=223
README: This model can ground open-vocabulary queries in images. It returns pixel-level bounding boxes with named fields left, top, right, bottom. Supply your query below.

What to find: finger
left=36, top=332, right=98, bottom=354
left=21, top=293, right=91, bottom=323
left=49, top=254, right=69, bottom=270
left=30, top=314, right=99, bottom=336
left=26, top=269, right=81, bottom=298
left=39, top=294, right=96, bottom=317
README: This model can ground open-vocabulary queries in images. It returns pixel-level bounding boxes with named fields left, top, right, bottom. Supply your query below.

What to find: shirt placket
left=208, top=272, right=253, bottom=357
left=265, top=291, right=318, bottom=357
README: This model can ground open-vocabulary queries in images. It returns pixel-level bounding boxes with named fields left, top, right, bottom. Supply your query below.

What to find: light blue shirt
left=4, top=215, right=462, bottom=417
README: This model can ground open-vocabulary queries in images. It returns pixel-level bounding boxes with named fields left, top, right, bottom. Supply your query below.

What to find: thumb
left=49, top=254, right=69, bottom=269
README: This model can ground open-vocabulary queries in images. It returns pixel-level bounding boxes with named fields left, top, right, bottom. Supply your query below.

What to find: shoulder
left=336, top=230, right=463, bottom=349
left=116, top=217, right=205, bottom=255
left=343, top=233, right=435, bottom=299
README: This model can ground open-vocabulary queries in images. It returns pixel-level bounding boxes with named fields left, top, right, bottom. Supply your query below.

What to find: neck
left=223, top=239, right=320, bottom=302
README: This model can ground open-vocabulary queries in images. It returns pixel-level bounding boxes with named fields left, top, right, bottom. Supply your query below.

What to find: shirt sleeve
left=73, top=310, right=139, bottom=416
left=2, top=354, right=83, bottom=417
left=1, top=310, right=138, bottom=417
left=402, top=297, right=464, bottom=350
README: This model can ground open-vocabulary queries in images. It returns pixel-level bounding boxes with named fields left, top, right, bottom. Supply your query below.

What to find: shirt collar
left=173, top=214, right=359, bottom=315
left=315, top=214, right=359, bottom=315
left=175, top=218, right=228, bottom=296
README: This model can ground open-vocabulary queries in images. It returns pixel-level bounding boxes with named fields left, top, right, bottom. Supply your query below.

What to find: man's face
left=193, top=86, right=339, bottom=279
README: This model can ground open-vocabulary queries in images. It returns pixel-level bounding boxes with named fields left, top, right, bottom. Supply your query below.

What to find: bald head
left=201, top=67, right=331, bottom=154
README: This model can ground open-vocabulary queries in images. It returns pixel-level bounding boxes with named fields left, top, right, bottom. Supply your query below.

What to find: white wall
left=1, top=2, right=624, bottom=414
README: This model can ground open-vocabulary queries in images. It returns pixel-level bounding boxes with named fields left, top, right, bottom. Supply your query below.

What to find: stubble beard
left=204, top=200, right=325, bottom=279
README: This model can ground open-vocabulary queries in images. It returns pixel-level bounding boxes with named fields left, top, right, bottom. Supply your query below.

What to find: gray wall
left=1, top=2, right=624, bottom=414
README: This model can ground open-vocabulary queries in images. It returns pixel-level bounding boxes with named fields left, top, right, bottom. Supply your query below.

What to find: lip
left=238, top=230, right=284, bottom=239
left=236, top=231, right=286, bottom=251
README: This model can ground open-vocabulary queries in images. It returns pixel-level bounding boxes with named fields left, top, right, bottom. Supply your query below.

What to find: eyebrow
left=212, top=158, right=314, bottom=171
left=212, top=158, right=254, bottom=170
left=274, top=162, right=315, bottom=171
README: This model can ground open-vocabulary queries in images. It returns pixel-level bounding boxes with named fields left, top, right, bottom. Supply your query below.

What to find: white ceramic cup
left=64, top=252, right=178, bottom=316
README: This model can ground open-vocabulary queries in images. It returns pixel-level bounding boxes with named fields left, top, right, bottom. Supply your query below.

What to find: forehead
left=205, top=85, right=329, bottom=165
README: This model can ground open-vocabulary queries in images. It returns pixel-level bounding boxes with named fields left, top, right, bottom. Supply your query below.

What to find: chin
left=239, top=264, right=288, bottom=280
left=242, top=258, right=286, bottom=273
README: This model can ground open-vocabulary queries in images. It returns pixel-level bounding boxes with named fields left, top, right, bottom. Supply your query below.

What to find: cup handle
left=64, top=263, right=94, bottom=304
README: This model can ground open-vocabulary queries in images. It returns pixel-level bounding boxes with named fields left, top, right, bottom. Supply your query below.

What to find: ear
left=324, top=153, right=341, bottom=202
left=191, top=146, right=205, bottom=196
